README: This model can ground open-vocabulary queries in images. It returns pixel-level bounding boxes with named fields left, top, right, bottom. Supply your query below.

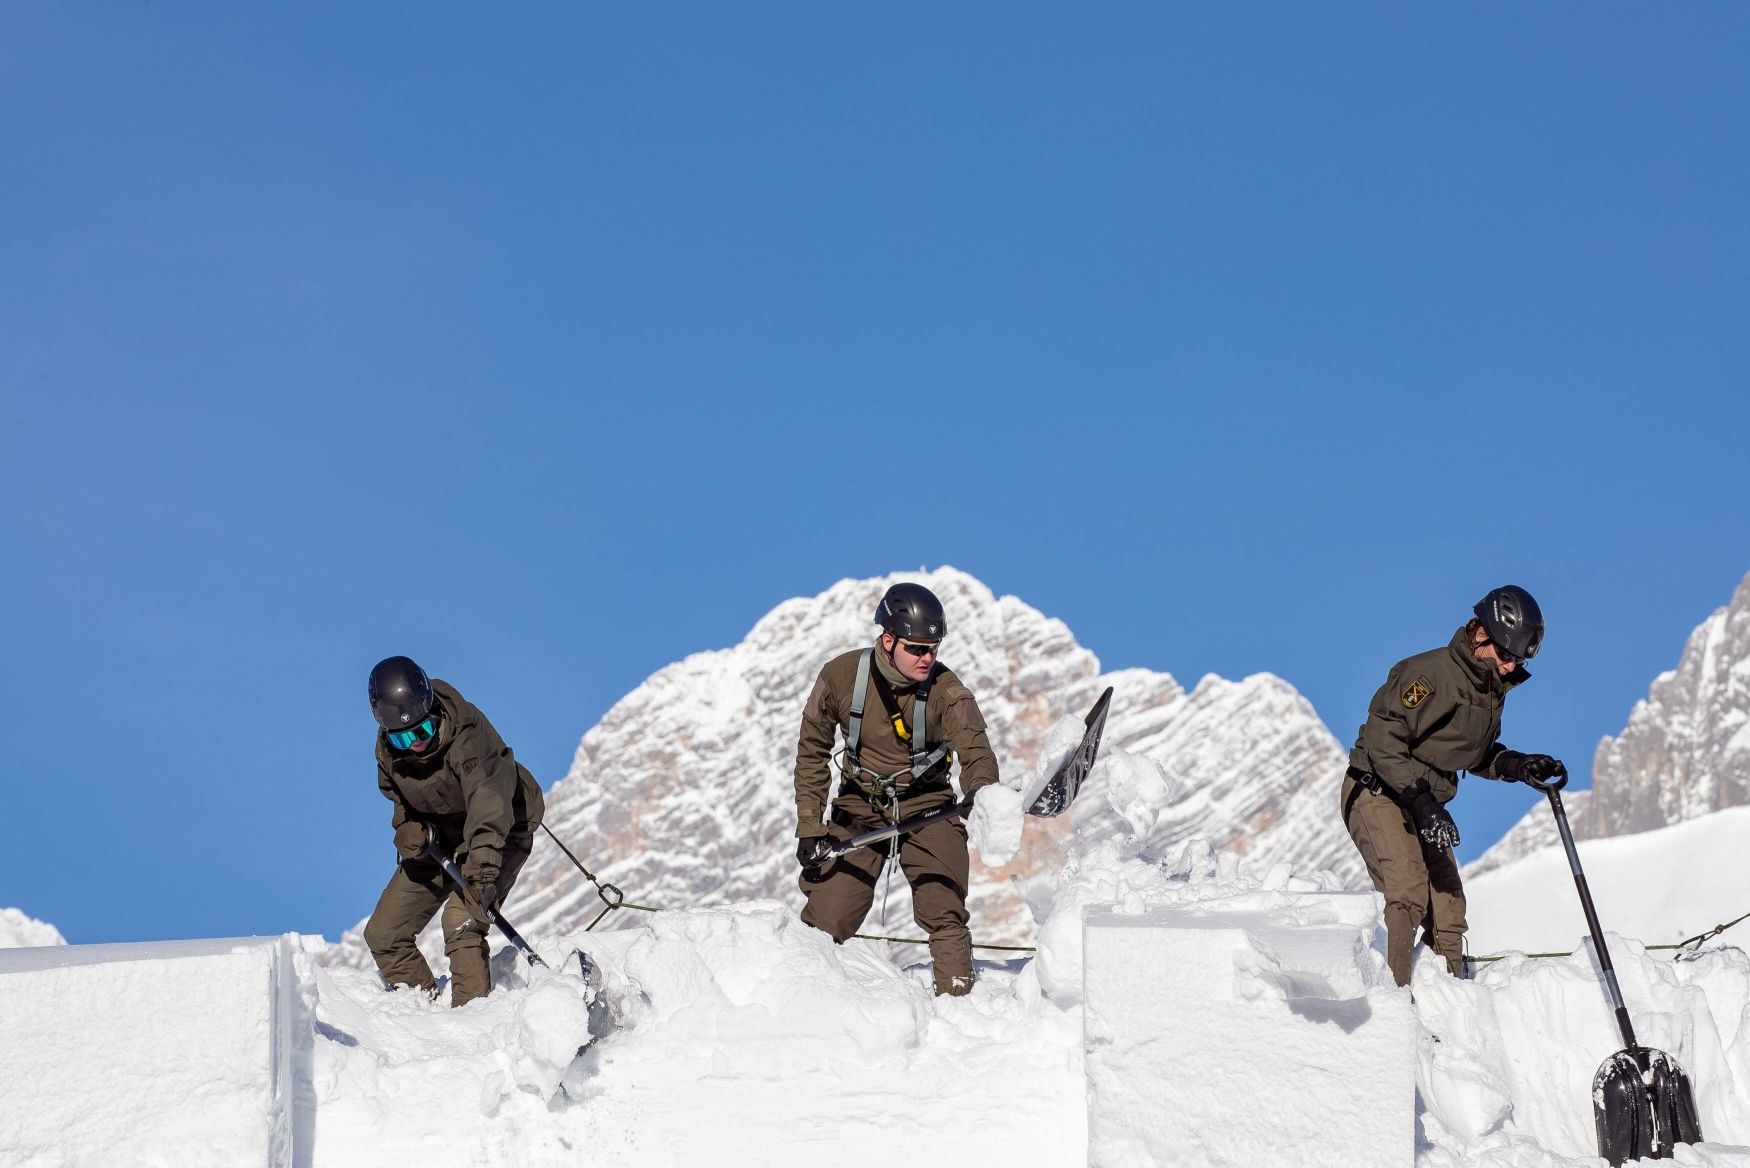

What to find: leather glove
left=1494, top=750, right=1562, bottom=787
left=1403, top=782, right=1461, bottom=850
left=796, top=836, right=834, bottom=872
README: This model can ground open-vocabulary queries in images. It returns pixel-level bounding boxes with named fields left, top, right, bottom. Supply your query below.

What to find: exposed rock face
left=1469, top=571, right=1750, bottom=877
left=509, top=567, right=1363, bottom=945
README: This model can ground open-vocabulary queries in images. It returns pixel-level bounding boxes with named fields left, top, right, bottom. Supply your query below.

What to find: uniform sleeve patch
left=1402, top=677, right=1433, bottom=710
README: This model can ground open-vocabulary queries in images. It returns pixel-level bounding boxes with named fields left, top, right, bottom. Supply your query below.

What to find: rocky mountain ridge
left=1469, top=570, right=1750, bottom=876
left=508, top=566, right=1364, bottom=944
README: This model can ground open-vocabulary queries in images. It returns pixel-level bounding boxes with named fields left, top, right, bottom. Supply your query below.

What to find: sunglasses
left=898, top=641, right=940, bottom=658
left=1486, top=640, right=1524, bottom=666
left=386, top=715, right=438, bottom=750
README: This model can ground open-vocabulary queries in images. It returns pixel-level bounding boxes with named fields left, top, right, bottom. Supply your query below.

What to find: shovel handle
left=1526, top=761, right=1570, bottom=793
left=1540, top=766, right=1638, bottom=1049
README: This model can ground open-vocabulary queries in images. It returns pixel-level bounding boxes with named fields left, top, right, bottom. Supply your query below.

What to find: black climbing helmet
left=875, top=583, right=947, bottom=641
left=369, top=655, right=434, bottom=730
left=1473, top=586, right=1544, bottom=662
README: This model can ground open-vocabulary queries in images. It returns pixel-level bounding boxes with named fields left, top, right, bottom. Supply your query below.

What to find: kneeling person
left=791, top=583, right=999, bottom=997
left=363, top=656, right=545, bottom=1007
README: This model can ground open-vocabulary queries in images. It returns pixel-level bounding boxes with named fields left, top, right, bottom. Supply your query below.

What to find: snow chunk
left=1095, top=745, right=1174, bottom=839
left=0, top=906, right=65, bottom=948
left=967, top=783, right=1024, bottom=865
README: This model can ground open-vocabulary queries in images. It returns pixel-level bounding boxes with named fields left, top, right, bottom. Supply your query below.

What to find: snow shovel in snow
left=821, top=686, right=1114, bottom=863
left=1530, top=764, right=1702, bottom=1164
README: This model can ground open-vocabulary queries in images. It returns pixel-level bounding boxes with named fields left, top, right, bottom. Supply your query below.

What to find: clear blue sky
left=3, top=5, right=1746, bottom=944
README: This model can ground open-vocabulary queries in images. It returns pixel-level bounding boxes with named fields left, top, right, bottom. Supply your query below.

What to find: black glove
left=1494, top=750, right=1562, bottom=787
left=1403, top=782, right=1461, bottom=850
left=796, top=836, right=833, bottom=872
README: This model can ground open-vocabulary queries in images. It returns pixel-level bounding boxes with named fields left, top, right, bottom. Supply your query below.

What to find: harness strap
left=870, top=657, right=952, bottom=780
left=910, top=665, right=952, bottom=784
left=845, top=648, right=873, bottom=772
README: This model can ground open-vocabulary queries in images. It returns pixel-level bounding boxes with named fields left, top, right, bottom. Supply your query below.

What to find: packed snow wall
left=1082, top=893, right=1416, bottom=1168
left=0, top=935, right=310, bottom=1168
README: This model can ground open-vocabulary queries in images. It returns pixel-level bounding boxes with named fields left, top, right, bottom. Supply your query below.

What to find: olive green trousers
left=800, top=788, right=974, bottom=996
left=1341, top=775, right=1467, bottom=986
left=364, top=830, right=534, bottom=1007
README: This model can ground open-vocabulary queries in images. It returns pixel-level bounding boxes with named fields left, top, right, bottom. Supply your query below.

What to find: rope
left=540, top=822, right=1033, bottom=949
left=1466, top=906, right=1750, bottom=967
left=539, top=823, right=661, bottom=930
left=852, top=931, right=1037, bottom=953
left=547, top=823, right=1750, bottom=964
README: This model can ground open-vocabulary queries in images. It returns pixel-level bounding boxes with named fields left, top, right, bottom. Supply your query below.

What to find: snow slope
left=1466, top=805, right=1750, bottom=957
left=13, top=756, right=1750, bottom=1167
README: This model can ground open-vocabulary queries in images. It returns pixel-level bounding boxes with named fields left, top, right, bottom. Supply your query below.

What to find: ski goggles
left=897, top=640, right=941, bottom=659
left=385, top=715, right=438, bottom=751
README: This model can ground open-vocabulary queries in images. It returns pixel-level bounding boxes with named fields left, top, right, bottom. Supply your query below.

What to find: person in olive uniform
left=792, top=583, right=1000, bottom=996
left=363, top=656, right=545, bottom=1007
left=1342, top=586, right=1564, bottom=987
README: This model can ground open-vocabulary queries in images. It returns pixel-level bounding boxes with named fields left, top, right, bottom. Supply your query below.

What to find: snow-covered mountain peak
left=480, top=567, right=1364, bottom=945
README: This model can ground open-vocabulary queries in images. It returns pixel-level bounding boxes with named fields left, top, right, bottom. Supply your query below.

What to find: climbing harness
left=841, top=647, right=953, bottom=791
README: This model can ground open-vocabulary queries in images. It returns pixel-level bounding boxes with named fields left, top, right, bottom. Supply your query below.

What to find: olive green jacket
left=376, top=679, right=545, bottom=871
left=1349, top=626, right=1529, bottom=804
left=792, top=642, right=1000, bottom=837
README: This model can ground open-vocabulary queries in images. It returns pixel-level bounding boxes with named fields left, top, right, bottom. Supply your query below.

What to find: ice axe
left=1529, top=763, right=1702, bottom=1164
left=426, top=841, right=551, bottom=970
left=423, top=841, right=610, bottom=1046
left=816, top=686, right=1113, bottom=865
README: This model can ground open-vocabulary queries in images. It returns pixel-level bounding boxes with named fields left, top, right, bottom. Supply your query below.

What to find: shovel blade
left=1593, top=1047, right=1702, bottom=1165
left=1646, top=1048, right=1703, bottom=1150
left=1026, top=687, right=1113, bottom=818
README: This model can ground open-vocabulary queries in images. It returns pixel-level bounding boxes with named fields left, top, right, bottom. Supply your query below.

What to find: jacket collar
left=1445, top=625, right=1530, bottom=693
left=872, top=638, right=919, bottom=692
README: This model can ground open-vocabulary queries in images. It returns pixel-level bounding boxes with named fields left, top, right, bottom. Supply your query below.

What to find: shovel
left=822, top=686, right=1114, bottom=863
left=1529, top=764, right=1702, bottom=1164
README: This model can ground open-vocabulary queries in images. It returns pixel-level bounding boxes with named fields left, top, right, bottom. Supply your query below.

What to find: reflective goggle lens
left=386, top=716, right=437, bottom=750
left=899, top=641, right=940, bottom=658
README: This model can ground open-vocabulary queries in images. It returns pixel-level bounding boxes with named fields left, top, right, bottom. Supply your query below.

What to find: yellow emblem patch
left=1402, top=676, right=1433, bottom=710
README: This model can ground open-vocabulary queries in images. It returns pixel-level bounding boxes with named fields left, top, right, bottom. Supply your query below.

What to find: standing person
left=363, top=656, right=545, bottom=1007
left=791, top=583, right=1000, bottom=996
left=1341, top=586, right=1564, bottom=986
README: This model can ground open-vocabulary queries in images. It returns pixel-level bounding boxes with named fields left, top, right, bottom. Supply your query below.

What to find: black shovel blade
left=1593, top=1047, right=1702, bottom=1165
left=1646, top=1048, right=1703, bottom=1151
left=1026, top=687, right=1113, bottom=818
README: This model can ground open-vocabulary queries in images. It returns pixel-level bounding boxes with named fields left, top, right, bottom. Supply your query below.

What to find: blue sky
left=3, top=5, right=1746, bottom=944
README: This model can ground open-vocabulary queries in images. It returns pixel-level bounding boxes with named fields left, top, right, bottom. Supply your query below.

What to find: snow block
left=0, top=935, right=303, bottom=1168
left=1083, top=893, right=1414, bottom=1168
